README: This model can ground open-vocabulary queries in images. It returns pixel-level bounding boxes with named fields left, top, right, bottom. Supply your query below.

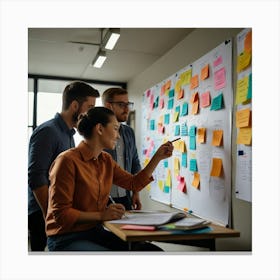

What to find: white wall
left=127, top=28, right=251, bottom=251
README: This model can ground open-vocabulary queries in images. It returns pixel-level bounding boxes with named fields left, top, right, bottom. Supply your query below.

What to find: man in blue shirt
left=28, top=81, right=99, bottom=251
left=102, top=88, right=142, bottom=210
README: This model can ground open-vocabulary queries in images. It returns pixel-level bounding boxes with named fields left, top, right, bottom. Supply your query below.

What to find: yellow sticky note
left=144, top=158, right=150, bottom=167
left=236, top=76, right=249, bottom=104
left=237, top=127, right=252, bottom=145
left=173, top=111, right=179, bottom=122
left=158, top=180, right=164, bottom=191
left=237, top=51, right=251, bottom=73
left=210, top=158, right=223, bottom=177
left=174, top=158, right=180, bottom=176
left=197, top=128, right=206, bottom=144
left=180, top=69, right=192, bottom=86
left=191, top=100, right=199, bottom=115
left=166, top=169, right=172, bottom=186
left=212, top=130, right=223, bottom=146
left=236, top=108, right=251, bottom=128
left=200, top=64, right=209, bottom=80
left=158, top=115, right=164, bottom=125
left=178, top=140, right=186, bottom=153
left=192, top=172, right=200, bottom=189
left=175, top=79, right=182, bottom=93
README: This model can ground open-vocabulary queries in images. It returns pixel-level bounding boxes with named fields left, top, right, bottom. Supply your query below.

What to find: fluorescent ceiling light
left=104, top=28, right=120, bottom=50
left=91, top=50, right=107, bottom=68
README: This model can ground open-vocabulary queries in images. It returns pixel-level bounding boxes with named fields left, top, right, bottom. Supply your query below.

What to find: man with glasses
left=102, top=88, right=142, bottom=210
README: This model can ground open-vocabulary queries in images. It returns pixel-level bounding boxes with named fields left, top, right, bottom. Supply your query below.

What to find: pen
left=108, top=195, right=127, bottom=218
left=171, top=137, right=181, bottom=143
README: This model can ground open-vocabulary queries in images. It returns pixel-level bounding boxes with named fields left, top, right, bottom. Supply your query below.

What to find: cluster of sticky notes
left=177, top=176, right=186, bottom=193
left=210, top=158, right=223, bottom=177
left=210, top=93, right=223, bottom=111
left=200, top=91, right=211, bottom=108
left=190, top=159, right=198, bottom=172
left=190, top=92, right=199, bottom=115
left=236, top=73, right=252, bottom=104
left=192, top=172, right=200, bottom=189
left=197, top=127, right=206, bottom=144
left=212, top=130, right=223, bottom=146
left=200, top=64, right=209, bottom=80
left=214, top=67, right=226, bottom=90
left=189, top=125, right=196, bottom=150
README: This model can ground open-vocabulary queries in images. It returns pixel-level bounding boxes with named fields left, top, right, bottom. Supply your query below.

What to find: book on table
left=159, top=217, right=211, bottom=230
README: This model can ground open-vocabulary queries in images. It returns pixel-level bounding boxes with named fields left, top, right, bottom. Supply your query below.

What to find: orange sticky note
left=191, top=100, right=199, bottom=115
left=244, top=30, right=252, bottom=53
left=177, top=89, right=184, bottom=100
left=210, top=158, right=223, bottom=177
left=190, top=75, right=199, bottom=90
left=190, top=92, right=199, bottom=103
left=192, top=172, right=200, bottom=189
left=175, top=79, right=182, bottom=93
left=165, top=80, right=171, bottom=90
left=200, top=91, right=211, bottom=108
left=200, top=64, right=209, bottom=80
left=237, top=127, right=252, bottom=145
left=236, top=108, right=251, bottom=128
left=197, top=128, right=206, bottom=144
left=212, top=130, right=223, bottom=146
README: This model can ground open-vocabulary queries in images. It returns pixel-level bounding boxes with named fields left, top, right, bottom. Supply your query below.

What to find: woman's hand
left=101, top=203, right=125, bottom=221
left=154, top=142, right=174, bottom=160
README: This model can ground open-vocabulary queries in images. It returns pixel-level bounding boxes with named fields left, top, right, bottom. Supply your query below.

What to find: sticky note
left=169, top=89, right=175, bottom=98
left=158, top=115, right=163, bottom=125
left=237, top=51, right=251, bottom=73
left=200, top=64, right=209, bottom=80
left=236, top=108, right=251, bottom=128
left=191, top=100, right=199, bottom=115
left=236, top=76, right=249, bottom=104
left=166, top=169, right=172, bottom=186
left=210, top=93, right=223, bottom=111
left=164, top=160, right=168, bottom=168
left=197, top=127, right=206, bottom=144
left=190, top=92, right=199, bottom=103
left=212, top=130, right=223, bottom=146
left=200, top=91, right=211, bottom=108
left=159, top=98, right=164, bottom=109
left=149, top=94, right=154, bottom=110
left=181, top=103, right=188, bottom=116
left=173, top=111, right=179, bottom=122
left=168, top=98, right=174, bottom=109
left=181, top=123, right=188, bottom=136
left=146, top=89, right=151, bottom=97
left=190, top=74, right=199, bottom=90
left=244, top=30, right=252, bottom=53
left=177, top=89, right=184, bottom=100
left=177, top=176, right=186, bottom=193
left=180, top=69, right=192, bottom=85
left=214, top=67, right=226, bottom=90
left=164, top=114, right=170, bottom=124
left=189, top=125, right=196, bottom=137
left=247, top=73, right=252, bottom=100
left=144, top=158, right=150, bottom=167
left=237, top=127, right=252, bottom=145
left=213, top=56, right=223, bottom=67
left=189, top=136, right=196, bottom=150
left=175, top=79, right=182, bottom=93
left=190, top=159, right=198, bottom=172
left=174, top=125, right=180, bottom=136
left=165, top=80, right=171, bottom=91
left=158, top=180, right=164, bottom=191
left=149, top=119, right=155, bottom=130
left=174, top=158, right=180, bottom=176
left=192, top=172, right=200, bottom=189
left=210, top=158, right=223, bottom=177
left=154, top=96, right=159, bottom=108
left=182, top=153, right=187, bottom=168
left=163, top=186, right=170, bottom=193
left=175, top=105, right=180, bottom=113
left=157, top=124, right=165, bottom=134
left=178, top=140, right=186, bottom=153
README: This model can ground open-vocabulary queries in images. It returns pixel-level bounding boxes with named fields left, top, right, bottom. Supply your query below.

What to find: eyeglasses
left=109, top=102, right=134, bottom=110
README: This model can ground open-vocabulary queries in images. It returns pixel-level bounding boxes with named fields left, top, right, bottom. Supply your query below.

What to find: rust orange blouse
left=46, top=141, right=153, bottom=236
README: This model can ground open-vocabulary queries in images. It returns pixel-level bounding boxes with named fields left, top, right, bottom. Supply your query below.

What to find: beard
left=72, top=107, right=83, bottom=126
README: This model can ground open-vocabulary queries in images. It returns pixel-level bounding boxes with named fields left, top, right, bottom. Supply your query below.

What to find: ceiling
left=28, top=28, right=195, bottom=83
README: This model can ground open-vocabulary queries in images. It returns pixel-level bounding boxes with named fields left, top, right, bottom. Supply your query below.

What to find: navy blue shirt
left=28, top=113, right=75, bottom=215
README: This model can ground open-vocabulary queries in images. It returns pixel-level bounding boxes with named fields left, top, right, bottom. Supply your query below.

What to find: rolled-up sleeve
left=28, top=127, right=57, bottom=190
left=48, top=154, right=81, bottom=230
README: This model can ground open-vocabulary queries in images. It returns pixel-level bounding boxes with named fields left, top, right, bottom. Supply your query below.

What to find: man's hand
left=132, top=192, right=142, bottom=210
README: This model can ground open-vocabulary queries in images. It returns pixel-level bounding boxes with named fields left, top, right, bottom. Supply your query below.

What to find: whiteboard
left=141, top=40, right=233, bottom=226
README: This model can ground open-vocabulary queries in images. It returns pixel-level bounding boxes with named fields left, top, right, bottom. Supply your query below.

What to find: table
left=103, top=221, right=240, bottom=251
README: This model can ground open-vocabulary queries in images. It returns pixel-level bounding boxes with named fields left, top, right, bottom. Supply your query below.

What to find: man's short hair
left=102, top=87, right=127, bottom=105
left=62, top=81, right=100, bottom=110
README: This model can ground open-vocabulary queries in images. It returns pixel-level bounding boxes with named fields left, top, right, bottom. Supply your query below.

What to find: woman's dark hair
left=77, top=107, right=115, bottom=139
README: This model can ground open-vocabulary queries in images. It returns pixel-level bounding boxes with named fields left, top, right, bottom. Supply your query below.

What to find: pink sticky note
left=146, top=89, right=151, bottom=97
left=177, top=176, right=186, bottom=193
left=200, top=91, right=211, bottom=108
left=159, top=98, right=164, bottom=109
left=213, top=56, right=223, bottom=67
left=214, top=67, right=226, bottom=90
left=149, top=94, right=154, bottom=110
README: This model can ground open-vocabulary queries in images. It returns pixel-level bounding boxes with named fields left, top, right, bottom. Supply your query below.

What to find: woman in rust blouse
left=46, top=107, right=173, bottom=251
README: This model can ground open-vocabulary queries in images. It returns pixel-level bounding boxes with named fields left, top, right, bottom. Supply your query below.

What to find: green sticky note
left=181, top=103, right=188, bottom=116
left=189, top=125, right=196, bottom=137
left=154, top=96, right=159, bottom=108
left=247, top=73, right=252, bottom=100
left=190, top=159, right=197, bottom=172
left=189, top=136, right=196, bottom=150
left=182, top=153, right=187, bottom=168
left=169, top=89, right=175, bottom=98
left=164, top=160, right=168, bottom=168
left=168, top=98, right=174, bottom=109
left=175, top=125, right=180, bottom=136
left=175, top=105, right=180, bottom=114
left=210, top=93, right=223, bottom=111
left=150, top=119, right=155, bottom=130
left=163, top=185, right=170, bottom=193
left=164, top=114, right=170, bottom=124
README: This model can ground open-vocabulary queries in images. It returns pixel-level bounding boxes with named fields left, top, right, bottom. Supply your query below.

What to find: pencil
left=171, top=137, right=181, bottom=143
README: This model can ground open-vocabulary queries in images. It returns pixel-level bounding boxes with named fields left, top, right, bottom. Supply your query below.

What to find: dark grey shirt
left=28, top=113, right=75, bottom=215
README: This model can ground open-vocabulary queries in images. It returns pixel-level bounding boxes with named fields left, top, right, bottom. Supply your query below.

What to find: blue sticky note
left=164, top=160, right=168, bottom=168
left=150, top=119, right=155, bottom=130
left=247, top=73, right=252, bottom=100
left=182, top=153, right=187, bottom=168
left=169, top=89, right=175, bottom=98
left=154, top=96, right=159, bottom=108
left=210, top=93, right=223, bottom=111
left=189, top=136, right=196, bottom=150
left=190, top=159, right=197, bottom=172
left=189, top=125, right=196, bottom=137
left=175, top=105, right=180, bottom=114
left=168, top=98, right=174, bottom=109
left=175, top=125, right=180, bottom=136
left=181, top=123, right=188, bottom=136
left=163, top=185, right=170, bottom=193
left=164, top=114, right=170, bottom=124
left=181, top=103, right=188, bottom=116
